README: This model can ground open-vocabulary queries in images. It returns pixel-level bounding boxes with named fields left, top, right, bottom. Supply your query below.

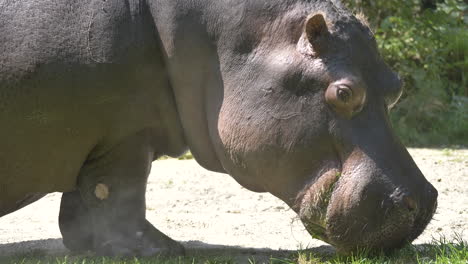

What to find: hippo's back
left=0, top=0, right=169, bottom=214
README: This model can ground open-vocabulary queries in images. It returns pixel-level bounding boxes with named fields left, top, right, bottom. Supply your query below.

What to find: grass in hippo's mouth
left=2, top=237, right=466, bottom=264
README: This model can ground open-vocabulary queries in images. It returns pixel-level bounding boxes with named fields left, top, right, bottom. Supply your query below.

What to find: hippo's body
left=0, top=0, right=437, bottom=256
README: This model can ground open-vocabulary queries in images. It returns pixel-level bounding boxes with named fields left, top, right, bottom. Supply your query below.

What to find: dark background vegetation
left=344, top=0, right=467, bottom=147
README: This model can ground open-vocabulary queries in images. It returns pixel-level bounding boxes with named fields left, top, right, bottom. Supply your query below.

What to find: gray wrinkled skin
left=0, top=0, right=437, bottom=256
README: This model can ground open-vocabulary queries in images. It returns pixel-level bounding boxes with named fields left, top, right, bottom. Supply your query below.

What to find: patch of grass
left=158, top=152, right=194, bottom=161
left=438, top=148, right=467, bottom=163
left=0, top=255, right=233, bottom=264
left=2, top=237, right=466, bottom=264
left=163, top=179, right=174, bottom=188
left=283, top=236, right=467, bottom=264
left=442, top=149, right=454, bottom=157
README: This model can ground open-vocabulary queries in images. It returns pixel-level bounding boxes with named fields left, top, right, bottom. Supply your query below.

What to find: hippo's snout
left=328, top=181, right=437, bottom=253
left=297, top=150, right=438, bottom=253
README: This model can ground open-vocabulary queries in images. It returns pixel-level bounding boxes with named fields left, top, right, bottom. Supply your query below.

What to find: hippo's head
left=162, top=0, right=438, bottom=253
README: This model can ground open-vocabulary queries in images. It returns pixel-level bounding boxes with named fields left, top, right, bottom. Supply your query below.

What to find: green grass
left=158, top=152, right=193, bottom=161
left=287, top=237, right=468, bottom=264
left=2, top=237, right=466, bottom=264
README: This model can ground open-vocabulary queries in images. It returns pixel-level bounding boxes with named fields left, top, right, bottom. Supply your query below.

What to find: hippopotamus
left=0, top=0, right=437, bottom=256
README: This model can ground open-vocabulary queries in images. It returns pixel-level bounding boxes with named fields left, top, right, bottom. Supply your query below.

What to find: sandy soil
left=0, top=148, right=466, bottom=259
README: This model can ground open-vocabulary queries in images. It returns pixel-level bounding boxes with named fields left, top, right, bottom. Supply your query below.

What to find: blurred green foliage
left=345, top=0, right=467, bottom=146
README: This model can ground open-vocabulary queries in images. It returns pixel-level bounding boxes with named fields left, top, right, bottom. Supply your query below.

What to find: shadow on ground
left=0, top=238, right=336, bottom=262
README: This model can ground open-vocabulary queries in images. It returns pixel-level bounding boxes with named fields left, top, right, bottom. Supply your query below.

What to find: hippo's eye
left=336, top=86, right=352, bottom=103
left=325, top=80, right=366, bottom=118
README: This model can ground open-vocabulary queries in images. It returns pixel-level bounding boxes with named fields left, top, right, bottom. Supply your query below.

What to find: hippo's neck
left=147, top=0, right=227, bottom=172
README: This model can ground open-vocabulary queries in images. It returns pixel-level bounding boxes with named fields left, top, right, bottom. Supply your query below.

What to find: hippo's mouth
left=297, top=168, right=341, bottom=244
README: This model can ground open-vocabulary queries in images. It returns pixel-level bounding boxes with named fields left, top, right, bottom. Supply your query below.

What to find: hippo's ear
left=304, top=14, right=329, bottom=56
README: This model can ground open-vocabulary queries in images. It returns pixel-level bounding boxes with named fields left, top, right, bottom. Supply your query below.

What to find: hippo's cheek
left=298, top=168, right=341, bottom=243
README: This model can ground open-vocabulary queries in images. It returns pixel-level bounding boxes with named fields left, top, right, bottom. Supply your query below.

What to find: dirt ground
left=0, top=148, right=466, bottom=258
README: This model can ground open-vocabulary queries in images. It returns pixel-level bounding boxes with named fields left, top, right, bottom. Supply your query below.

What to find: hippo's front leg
left=59, top=130, right=184, bottom=256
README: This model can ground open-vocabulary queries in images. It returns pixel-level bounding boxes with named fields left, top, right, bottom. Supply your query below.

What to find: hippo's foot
left=58, top=130, right=184, bottom=257
left=94, top=219, right=185, bottom=257
left=59, top=190, right=184, bottom=257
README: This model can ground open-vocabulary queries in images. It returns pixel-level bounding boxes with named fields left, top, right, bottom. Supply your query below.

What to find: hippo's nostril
left=403, top=196, right=417, bottom=211
left=390, top=189, right=418, bottom=213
